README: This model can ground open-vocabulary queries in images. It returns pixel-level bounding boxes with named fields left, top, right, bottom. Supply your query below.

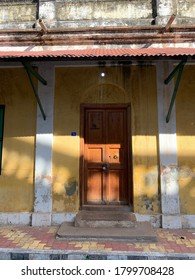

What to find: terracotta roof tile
left=0, top=48, right=195, bottom=59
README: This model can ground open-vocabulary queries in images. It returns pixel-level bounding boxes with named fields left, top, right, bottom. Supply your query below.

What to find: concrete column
left=39, top=0, right=56, bottom=26
left=32, top=63, right=54, bottom=226
left=156, top=0, right=177, bottom=25
left=156, top=61, right=181, bottom=229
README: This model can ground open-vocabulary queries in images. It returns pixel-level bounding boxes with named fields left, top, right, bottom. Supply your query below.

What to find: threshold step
left=56, top=222, right=157, bottom=243
left=75, top=210, right=136, bottom=228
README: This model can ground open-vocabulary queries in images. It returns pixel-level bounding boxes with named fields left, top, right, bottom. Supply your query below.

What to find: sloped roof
left=0, top=48, right=195, bottom=60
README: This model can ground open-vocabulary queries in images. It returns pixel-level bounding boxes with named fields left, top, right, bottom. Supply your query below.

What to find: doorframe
left=79, top=103, right=133, bottom=209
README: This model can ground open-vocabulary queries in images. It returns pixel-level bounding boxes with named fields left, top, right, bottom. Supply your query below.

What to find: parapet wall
left=0, top=0, right=194, bottom=29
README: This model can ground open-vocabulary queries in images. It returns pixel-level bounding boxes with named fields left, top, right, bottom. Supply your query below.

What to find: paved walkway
left=0, top=225, right=195, bottom=259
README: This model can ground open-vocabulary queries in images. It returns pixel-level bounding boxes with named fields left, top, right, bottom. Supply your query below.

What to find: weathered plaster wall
left=0, top=0, right=154, bottom=29
left=1, top=0, right=195, bottom=29
left=177, top=0, right=195, bottom=18
left=131, top=65, right=160, bottom=214
left=0, top=1, right=37, bottom=28
left=0, top=68, right=36, bottom=212
left=176, top=65, right=195, bottom=214
left=156, top=0, right=195, bottom=24
left=56, top=0, right=152, bottom=21
left=53, top=65, right=160, bottom=214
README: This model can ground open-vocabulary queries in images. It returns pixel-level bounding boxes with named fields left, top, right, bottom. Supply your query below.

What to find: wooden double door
left=81, top=104, right=131, bottom=207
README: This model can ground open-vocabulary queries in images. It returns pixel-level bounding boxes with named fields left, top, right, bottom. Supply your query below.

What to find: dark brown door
left=82, top=105, right=131, bottom=206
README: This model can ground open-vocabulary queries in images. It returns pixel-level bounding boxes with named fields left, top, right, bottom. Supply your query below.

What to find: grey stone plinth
left=75, top=210, right=137, bottom=228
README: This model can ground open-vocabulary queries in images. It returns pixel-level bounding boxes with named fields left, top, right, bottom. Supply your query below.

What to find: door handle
left=102, top=163, right=109, bottom=171
left=113, top=154, right=119, bottom=159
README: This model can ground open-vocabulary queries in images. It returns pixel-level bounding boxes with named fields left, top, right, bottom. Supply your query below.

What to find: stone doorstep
left=56, top=222, right=157, bottom=243
left=74, top=210, right=137, bottom=228
left=75, top=220, right=136, bottom=228
left=81, top=206, right=131, bottom=212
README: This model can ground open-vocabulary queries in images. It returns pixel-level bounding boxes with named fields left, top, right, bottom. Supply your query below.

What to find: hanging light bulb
left=100, top=72, right=106, bottom=78
left=99, top=61, right=106, bottom=78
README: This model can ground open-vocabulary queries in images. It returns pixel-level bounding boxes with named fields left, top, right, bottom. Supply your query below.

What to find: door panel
left=86, top=111, right=105, bottom=143
left=86, top=170, right=103, bottom=202
left=83, top=106, right=130, bottom=206
left=87, top=145, right=104, bottom=162
left=107, top=111, right=124, bottom=143
left=107, top=145, right=124, bottom=164
left=108, top=171, right=119, bottom=202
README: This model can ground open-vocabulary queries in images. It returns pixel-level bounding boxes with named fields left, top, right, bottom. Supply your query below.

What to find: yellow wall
left=0, top=68, right=36, bottom=212
left=131, top=66, right=159, bottom=213
left=53, top=65, right=160, bottom=213
left=3, top=64, right=195, bottom=215
left=176, top=65, right=195, bottom=214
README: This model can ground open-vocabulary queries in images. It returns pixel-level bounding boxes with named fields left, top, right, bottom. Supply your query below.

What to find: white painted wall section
left=156, top=0, right=177, bottom=24
left=32, top=62, right=54, bottom=226
left=156, top=61, right=181, bottom=228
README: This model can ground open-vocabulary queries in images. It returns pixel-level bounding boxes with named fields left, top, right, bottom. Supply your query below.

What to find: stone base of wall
left=162, top=215, right=182, bottom=229
left=0, top=212, right=195, bottom=228
left=32, top=213, right=52, bottom=226
left=0, top=213, right=31, bottom=225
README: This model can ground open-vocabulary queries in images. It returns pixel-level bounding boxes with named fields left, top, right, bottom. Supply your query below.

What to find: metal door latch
left=113, top=154, right=119, bottom=159
left=102, top=163, right=109, bottom=171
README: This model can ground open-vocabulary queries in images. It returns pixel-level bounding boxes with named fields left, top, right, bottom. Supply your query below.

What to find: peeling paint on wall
left=64, top=177, right=78, bottom=196
left=52, top=183, right=79, bottom=213
left=161, top=165, right=178, bottom=185
left=136, top=194, right=161, bottom=212
left=144, top=171, right=158, bottom=187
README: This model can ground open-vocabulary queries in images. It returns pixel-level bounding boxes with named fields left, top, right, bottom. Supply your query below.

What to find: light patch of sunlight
left=53, top=166, right=71, bottom=179
left=53, top=166, right=71, bottom=194
left=177, top=136, right=195, bottom=156
left=53, top=136, right=79, bottom=158
left=13, top=137, right=34, bottom=144
left=2, top=150, right=19, bottom=175
left=132, top=135, right=157, bottom=157
left=2, top=149, right=33, bottom=180
left=53, top=181, right=66, bottom=195
left=15, top=154, right=33, bottom=180
left=133, top=165, right=158, bottom=196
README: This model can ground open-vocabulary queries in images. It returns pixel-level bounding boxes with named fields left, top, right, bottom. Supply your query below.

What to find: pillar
left=31, top=62, right=54, bottom=226
left=156, top=61, right=182, bottom=228
left=156, top=0, right=177, bottom=25
left=39, top=0, right=56, bottom=25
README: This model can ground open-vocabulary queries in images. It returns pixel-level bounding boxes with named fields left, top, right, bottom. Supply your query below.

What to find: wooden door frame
left=79, top=103, right=133, bottom=209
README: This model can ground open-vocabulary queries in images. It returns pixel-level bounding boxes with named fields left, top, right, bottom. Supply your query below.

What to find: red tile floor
left=0, top=226, right=194, bottom=255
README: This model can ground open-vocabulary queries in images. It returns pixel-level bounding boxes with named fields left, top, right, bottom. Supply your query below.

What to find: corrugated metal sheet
left=0, top=48, right=195, bottom=59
